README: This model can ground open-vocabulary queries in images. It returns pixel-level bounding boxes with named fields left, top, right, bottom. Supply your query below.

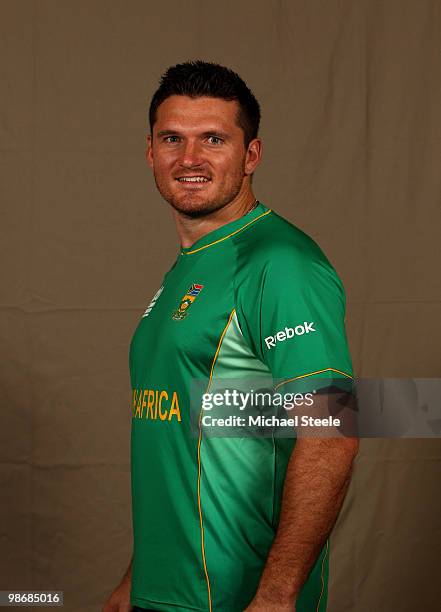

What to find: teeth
left=177, top=177, right=209, bottom=182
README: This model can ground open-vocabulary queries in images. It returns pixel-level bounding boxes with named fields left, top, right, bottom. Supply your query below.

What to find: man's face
left=147, top=95, right=261, bottom=217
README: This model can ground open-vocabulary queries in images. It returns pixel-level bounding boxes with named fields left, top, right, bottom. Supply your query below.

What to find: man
left=103, top=61, right=358, bottom=612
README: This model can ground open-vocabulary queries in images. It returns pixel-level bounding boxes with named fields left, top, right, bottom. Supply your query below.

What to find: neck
left=173, top=188, right=257, bottom=249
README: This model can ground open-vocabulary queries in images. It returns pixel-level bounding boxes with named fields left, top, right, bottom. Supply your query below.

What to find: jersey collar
left=180, top=202, right=271, bottom=255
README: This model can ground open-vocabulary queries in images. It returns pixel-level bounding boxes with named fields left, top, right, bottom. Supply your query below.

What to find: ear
left=146, top=134, right=154, bottom=169
left=244, top=138, right=263, bottom=176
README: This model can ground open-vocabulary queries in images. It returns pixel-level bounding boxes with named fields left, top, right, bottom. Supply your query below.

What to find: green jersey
left=129, top=202, right=353, bottom=612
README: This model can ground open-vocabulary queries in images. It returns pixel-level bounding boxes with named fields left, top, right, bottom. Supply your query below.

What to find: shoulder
left=233, top=209, right=335, bottom=280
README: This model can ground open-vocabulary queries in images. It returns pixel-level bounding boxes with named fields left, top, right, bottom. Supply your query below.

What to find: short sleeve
left=235, top=245, right=353, bottom=389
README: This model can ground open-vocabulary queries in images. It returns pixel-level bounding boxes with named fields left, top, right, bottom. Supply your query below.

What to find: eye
left=164, top=135, right=180, bottom=143
left=207, top=135, right=223, bottom=145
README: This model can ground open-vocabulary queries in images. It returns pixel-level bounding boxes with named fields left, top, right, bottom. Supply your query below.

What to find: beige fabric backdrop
left=1, top=1, right=440, bottom=610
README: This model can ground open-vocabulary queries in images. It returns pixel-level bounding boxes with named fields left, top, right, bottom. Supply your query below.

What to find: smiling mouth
left=176, top=176, right=211, bottom=183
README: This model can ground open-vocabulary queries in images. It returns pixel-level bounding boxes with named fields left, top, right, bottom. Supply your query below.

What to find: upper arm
left=235, top=243, right=353, bottom=388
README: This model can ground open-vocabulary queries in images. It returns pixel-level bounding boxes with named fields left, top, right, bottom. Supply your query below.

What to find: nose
left=180, top=139, right=204, bottom=168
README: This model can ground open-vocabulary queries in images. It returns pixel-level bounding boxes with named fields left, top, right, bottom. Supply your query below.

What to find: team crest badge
left=172, top=283, right=204, bottom=320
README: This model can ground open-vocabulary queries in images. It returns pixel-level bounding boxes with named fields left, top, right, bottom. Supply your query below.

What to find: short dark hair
left=149, top=60, right=260, bottom=147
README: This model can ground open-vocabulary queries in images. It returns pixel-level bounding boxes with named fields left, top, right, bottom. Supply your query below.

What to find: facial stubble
left=152, top=159, right=247, bottom=219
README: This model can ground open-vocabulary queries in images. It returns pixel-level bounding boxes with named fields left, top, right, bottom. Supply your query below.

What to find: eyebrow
left=156, top=129, right=229, bottom=139
left=157, top=130, right=180, bottom=137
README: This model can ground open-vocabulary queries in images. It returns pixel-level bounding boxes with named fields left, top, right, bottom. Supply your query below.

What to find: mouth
left=175, top=175, right=211, bottom=184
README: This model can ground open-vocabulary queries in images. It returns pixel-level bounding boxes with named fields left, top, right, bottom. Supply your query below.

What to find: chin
left=158, top=186, right=226, bottom=217
left=170, top=197, right=223, bottom=218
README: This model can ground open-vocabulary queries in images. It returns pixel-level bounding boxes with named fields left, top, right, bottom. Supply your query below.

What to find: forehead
left=154, top=95, right=241, bottom=133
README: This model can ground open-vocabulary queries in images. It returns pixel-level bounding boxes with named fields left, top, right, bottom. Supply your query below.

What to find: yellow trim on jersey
left=316, top=540, right=329, bottom=612
left=274, top=367, right=353, bottom=391
left=183, top=209, right=272, bottom=255
left=197, top=308, right=236, bottom=612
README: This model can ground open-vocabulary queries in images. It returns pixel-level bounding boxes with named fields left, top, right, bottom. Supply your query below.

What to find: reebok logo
left=264, top=322, right=316, bottom=350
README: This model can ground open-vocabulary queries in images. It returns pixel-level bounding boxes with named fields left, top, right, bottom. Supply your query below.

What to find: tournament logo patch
left=142, top=285, right=164, bottom=318
left=172, top=283, right=204, bottom=320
